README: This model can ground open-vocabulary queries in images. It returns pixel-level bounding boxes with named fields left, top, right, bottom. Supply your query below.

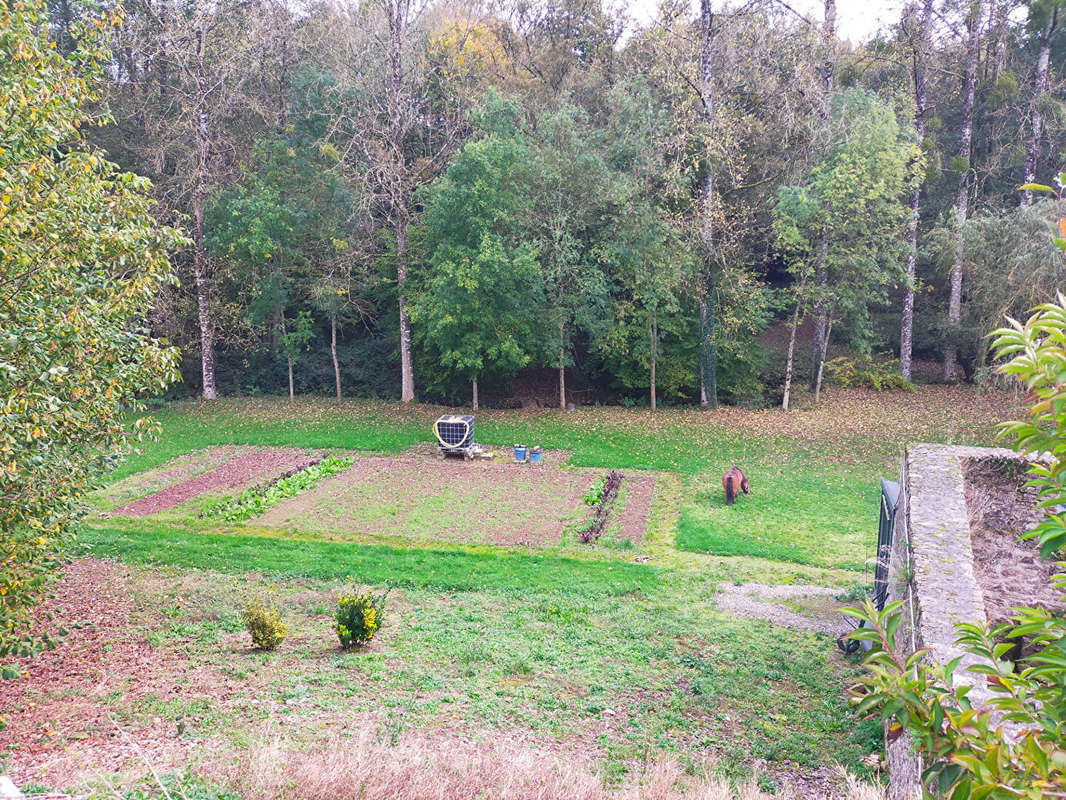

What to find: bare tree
left=698, top=0, right=719, bottom=409
left=109, top=0, right=288, bottom=399
left=1022, top=2, right=1059, bottom=205
left=323, top=0, right=473, bottom=403
left=944, top=0, right=985, bottom=382
left=810, top=0, right=836, bottom=394
left=900, top=0, right=934, bottom=381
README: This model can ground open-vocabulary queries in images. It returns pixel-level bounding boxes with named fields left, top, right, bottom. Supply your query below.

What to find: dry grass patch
left=226, top=730, right=884, bottom=800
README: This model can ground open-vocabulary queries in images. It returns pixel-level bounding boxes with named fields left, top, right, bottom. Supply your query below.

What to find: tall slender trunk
left=1023, top=9, right=1056, bottom=206
left=901, top=0, right=933, bottom=380
left=386, top=0, right=415, bottom=403
left=331, top=315, right=341, bottom=402
left=699, top=295, right=718, bottom=409
left=811, top=0, right=836, bottom=389
left=811, top=235, right=830, bottom=398
left=277, top=32, right=288, bottom=131
left=944, top=0, right=984, bottom=381
left=280, top=313, right=294, bottom=402
left=472, top=376, right=478, bottom=411
left=813, top=321, right=833, bottom=404
left=558, top=318, right=566, bottom=410
left=194, top=25, right=216, bottom=400
left=698, top=0, right=718, bottom=409
left=397, top=218, right=414, bottom=402
left=650, top=307, right=658, bottom=413
left=782, top=303, right=801, bottom=411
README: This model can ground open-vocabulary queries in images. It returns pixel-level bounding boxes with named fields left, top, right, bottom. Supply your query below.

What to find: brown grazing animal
left=722, top=466, right=750, bottom=506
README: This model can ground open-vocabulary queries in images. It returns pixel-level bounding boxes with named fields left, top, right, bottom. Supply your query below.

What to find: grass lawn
left=1, top=386, right=1018, bottom=797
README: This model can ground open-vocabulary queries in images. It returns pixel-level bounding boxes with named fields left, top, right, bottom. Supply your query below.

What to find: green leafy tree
left=774, top=88, right=921, bottom=406
left=208, top=135, right=360, bottom=401
left=526, top=101, right=613, bottom=409
left=0, top=0, right=184, bottom=663
left=596, top=207, right=691, bottom=411
left=409, top=95, right=543, bottom=409
left=594, top=79, right=694, bottom=411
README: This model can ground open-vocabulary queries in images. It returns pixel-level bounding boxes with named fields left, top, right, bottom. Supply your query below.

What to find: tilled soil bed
left=964, top=457, right=1065, bottom=626
left=254, top=455, right=609, bottom=547
left=113, top=448, right=319, bottom=517
left=614, top=475, right=655, bottom=545
left=99, top=445, right=247, bottom=510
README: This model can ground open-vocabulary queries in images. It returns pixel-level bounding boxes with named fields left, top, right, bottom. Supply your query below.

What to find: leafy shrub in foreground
left=240, top=599, right=286, bottom=650
left=846, top=591, right=1066, bottom=798
left=335, top=589, right=387, bottom=648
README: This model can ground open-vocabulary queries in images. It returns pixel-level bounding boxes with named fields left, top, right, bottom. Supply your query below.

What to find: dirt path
left=113, top=449, right=318, bottom=516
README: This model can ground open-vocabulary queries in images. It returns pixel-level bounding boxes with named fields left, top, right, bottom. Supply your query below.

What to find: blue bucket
left=530, top=448, right=542, bottom=465
left=514, top=445, right=527, bottom=462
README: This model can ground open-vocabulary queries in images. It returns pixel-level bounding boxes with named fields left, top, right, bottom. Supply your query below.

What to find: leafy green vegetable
left=202, top=456, right=354, bottom=522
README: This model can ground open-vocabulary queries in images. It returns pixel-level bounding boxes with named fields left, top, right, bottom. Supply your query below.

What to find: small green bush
left=823, top=356, right=915, bottom=391
left=240, top=599, right=286, bottom=650
left=335, top=589, right=387, bottom=648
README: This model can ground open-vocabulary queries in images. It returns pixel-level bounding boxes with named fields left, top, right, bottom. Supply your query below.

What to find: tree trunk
left=472, top=376, right=478, bottom=411
left=397, top=218, right=415, bottom=403
left=810, top=252, right=828, bottom=389
left=944, top=0, right=984, bottom=381
left=900, top=0, right=933, bottom=381
left=810, top=0, right=836, bottom=389
left=331, top=315, right=342, bottom=403
left=558, top=319, right=566, bottom=410
left=650, top=308, right=658, bottom=413
left=782, top=303, right=800, bottom=411
left=194, top=25, right=216, bottom=400
left=280, top=313, right=294, bottom=402
left=698, top=0, right=718, bottom=409
left=386, top=0, right=415, bottom=404
left=699, top=291, right=718, bottom=409
left=1023, top=9, right=1056, bottom=206
left=813, top=320, right=833, bottom=404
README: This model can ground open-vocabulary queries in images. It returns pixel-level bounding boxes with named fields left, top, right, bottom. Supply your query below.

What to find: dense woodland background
left=51, top=0, right=1066, bottom=408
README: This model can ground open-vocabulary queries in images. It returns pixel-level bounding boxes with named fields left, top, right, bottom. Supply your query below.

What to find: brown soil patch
left=254, top=455, right=603, bottom=547
left=100, top=446, right=248, bottom=509
left=615, top=475, right=654, bottom=545
left=0, top=560, right=190, bottom=785
left=113, top=448, right=319, bottom=517
left=964, top=457, right=1065, bottom=627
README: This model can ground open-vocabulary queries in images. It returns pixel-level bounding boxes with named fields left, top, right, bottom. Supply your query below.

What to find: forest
left=49, top=0, right=1066, bottom=408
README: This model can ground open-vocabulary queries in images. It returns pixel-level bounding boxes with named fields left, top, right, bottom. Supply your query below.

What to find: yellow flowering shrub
left=240, top=599, right=286, bottom=651
left=335, top=589, right=387, bottom=649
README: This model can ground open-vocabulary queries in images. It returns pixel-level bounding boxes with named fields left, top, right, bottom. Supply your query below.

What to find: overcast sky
left=623, top=0, right=908, bottom=43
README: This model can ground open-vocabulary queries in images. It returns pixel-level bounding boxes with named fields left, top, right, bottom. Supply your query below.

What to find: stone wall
left=883, top=443, right=1026, bottom=800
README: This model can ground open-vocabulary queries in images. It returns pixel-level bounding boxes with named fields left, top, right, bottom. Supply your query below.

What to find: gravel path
left=713, top=582, right=849, bottom=636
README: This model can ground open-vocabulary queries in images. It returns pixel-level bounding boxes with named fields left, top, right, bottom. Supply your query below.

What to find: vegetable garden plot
left=252, top=455, right=651, bottom=547
left=96, top=445, right=248, bottom=510
left=112, top=448, right=320, bottom=517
